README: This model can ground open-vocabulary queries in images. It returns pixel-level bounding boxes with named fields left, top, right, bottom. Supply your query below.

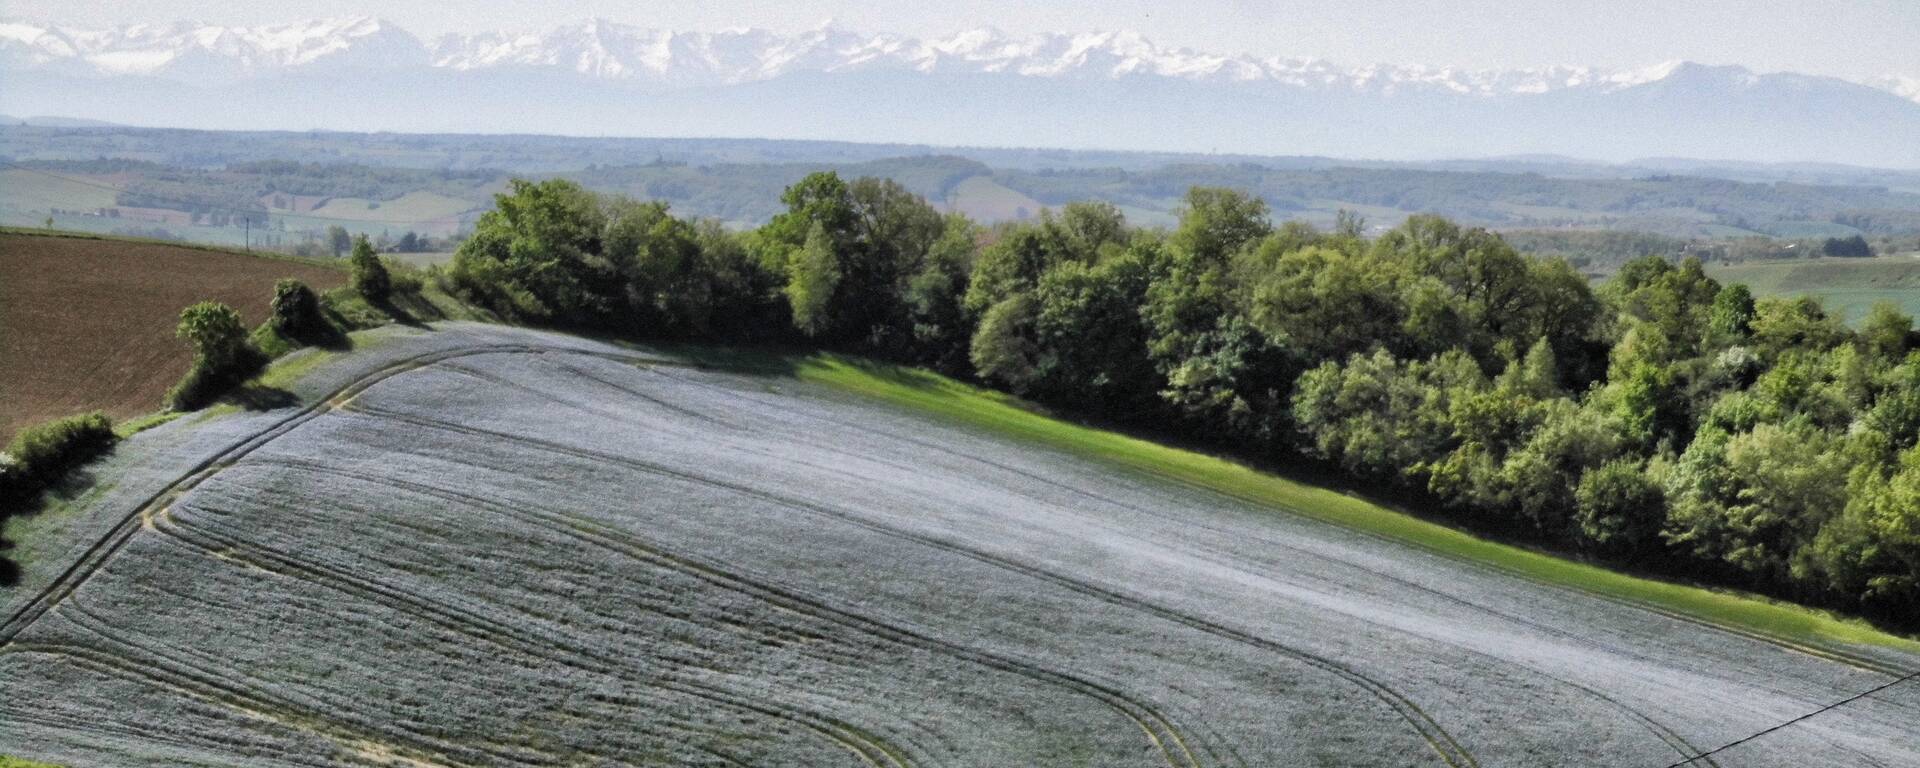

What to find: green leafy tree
left=969, top=293, right=1042, bottom=390
left=786, top=222, right=841, bottom=337
left=1247, top=245, right=1403, bottom=360
left=1821, top=234, right=1871, bottom=258
left=1707, top=283, right=1757, bottom=341
left=764, top=173, right=952, bottom=351
left=1811, top=445, right=1920, bottom=615
left=1575, top=458, right=1667, bottom=556
left=449, top=178, right=614, bottom=324
left=269, top=278, right=329, bottom=342
left=349, top=235, right=391, bottom=303
left=327, top=225, right=352, bottom=258
left=903, top=215, right=980, bottom=374
left=177, top=301, right=253, bottom=370
left=1858, top=301, right=1913, bottom=360
left=168, top=301, right=267, bottom=410
left=1749, top=297, right=1848, bottom=359
left=1664, top=422, right=1849, bottom=588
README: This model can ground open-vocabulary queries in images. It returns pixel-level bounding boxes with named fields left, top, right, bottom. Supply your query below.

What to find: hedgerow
left=0, top=412, right=117, bottom=508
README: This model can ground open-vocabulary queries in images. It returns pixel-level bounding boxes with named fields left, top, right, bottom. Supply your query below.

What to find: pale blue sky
left=8, top=0, right=1917, bottom=81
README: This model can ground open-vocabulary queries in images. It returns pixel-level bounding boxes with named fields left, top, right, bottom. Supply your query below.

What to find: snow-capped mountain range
left=3, top=16, right=1913, bottom=101
left=3, top=17, right=1917, bottom=167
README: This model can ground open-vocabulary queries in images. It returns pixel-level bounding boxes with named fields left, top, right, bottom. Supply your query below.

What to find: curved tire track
left=347, top=399, right=1477, bottom=768
left=146, top=509, right=912, bottom=768
left=198, top=457, right=1205, bottom=768
left=0, top=342, right=583, bottom=646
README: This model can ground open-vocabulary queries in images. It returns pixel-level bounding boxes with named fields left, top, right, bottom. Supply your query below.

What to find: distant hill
left=3, top=17, right=1918, bottom=166
left=0, top=115, right=121, bottom=127
left=6, top=127, right=1920, bottom=246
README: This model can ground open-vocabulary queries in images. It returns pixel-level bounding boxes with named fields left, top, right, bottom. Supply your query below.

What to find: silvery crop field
left=2, top=323, right=1916, bottom=768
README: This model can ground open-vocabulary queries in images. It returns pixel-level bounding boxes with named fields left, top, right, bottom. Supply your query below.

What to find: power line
left=1661, top=669, right=1920, bottom=767
left=2, top=163, right=480, bottom=227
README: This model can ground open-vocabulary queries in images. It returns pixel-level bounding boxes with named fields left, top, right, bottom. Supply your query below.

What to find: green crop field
left=943, top=175, right=1047, bottom=222
left=299, top=190, right=483, bottom=228
left=1708, top=255, right=1920, bottom=322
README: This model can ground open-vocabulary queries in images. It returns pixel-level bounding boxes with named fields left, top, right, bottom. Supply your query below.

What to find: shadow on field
left=0, top=465, right=102, bottom=587
left=291, top=313, right=354, bottom=351
left=373, top=293, right=448, bottom=330
left=225, top=384, right=299, bottom=411
left=612, top=339, right=803, bottom=379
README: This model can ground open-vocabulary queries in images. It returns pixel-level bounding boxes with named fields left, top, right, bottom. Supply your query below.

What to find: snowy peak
left=0, top=16, right=427, bottom=80
left=1872, top=75, right=1920, bottom=103
left=2, top=16, right=1916, bottom=104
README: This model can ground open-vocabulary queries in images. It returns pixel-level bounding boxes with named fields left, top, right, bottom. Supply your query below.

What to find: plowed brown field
left=0, top=233, right=344, bottom=442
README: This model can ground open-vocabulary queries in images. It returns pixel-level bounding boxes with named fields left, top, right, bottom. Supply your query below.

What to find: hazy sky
left=9, top=0, right=1917, bottom=81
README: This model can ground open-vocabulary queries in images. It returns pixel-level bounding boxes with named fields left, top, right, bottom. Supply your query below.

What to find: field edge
left=789, top=353, right=1920, bottom=661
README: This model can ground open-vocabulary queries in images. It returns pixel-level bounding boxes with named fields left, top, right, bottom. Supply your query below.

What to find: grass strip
left=793, top=353, right=1920, bottom=656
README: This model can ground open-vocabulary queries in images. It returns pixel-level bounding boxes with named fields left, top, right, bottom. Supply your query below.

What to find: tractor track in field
left=0, top=705, right=336, bottom=767
left=737, top=448, right=1729, bottom=766
left=8, top=337, right=1906, bottom=766
left=640, top=363, right=1915, bottom=681
left=19, top=603, right=487, bottom=768
left=632, top=354, right=1920, bottom=763
left=57, top=593, right=569, bottom=766
left=634, top=361, right=1920, bottom=683
left=486, top=354, right=1729, bottom=766
left=0, top=343, right=595, bottom=647
left=475, top=353, right=1719, bottom=765
left=345, top=397, right=1478, bottom=768
left=224, top=454, right=1214, bottom=768
left=146, top=508, right=915, bottom=768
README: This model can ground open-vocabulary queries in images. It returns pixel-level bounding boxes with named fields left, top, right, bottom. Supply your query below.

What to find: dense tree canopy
left=445, top=176, right=1920, bottom=628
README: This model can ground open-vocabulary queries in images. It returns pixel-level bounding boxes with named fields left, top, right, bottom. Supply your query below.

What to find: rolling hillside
left=3, top=322, right=1915, bottom=767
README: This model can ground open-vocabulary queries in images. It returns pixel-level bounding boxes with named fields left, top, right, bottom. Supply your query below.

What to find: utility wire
left=1661, top=669, right=1920, bottom=767
left=2, top=163, right=478, bottom=226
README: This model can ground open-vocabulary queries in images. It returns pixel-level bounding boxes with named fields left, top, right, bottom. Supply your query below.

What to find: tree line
left=445, top=175, right=1920, bottom=628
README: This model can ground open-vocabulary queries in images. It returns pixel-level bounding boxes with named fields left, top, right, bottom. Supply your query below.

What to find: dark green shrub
left=270, top=278, right=330, bottom=343
left=166, top=301, right=268, bottom=410
left=0, top=412, right=117, bottom=505
left=350, top=236, right=391, bottom=302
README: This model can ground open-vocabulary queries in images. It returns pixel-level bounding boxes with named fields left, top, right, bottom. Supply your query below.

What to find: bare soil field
left=1, top=323, right=1915, bottom=767
left=0, top=232, right=345, bottom=442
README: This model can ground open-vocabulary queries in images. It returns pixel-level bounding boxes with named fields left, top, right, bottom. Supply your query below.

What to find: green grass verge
left=114, top=410, right=183, bottom=438
left=793, top=354, right=1920, bottom=656
left=0, top=756, right=65, bottom=768
left=1707, top=256, right=1920, bottom=323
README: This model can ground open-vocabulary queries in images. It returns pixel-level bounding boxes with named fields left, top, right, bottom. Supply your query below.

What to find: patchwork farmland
left=3, top=323, right=1915, bottom=767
